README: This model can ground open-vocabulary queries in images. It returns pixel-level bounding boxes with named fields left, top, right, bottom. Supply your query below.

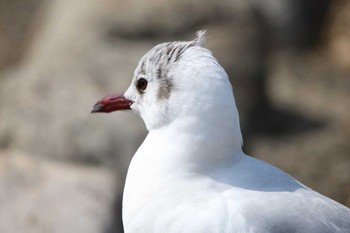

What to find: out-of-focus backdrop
left=0, top=0, right=349, bottom=232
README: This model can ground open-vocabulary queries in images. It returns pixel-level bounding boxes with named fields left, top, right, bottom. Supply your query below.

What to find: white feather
left=195, top=30, right=207, bottom=47
left=121, top=32, right=350, bottom=233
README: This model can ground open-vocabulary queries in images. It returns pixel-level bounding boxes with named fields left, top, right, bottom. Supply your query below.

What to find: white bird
left=92, top=31, right=350, bottom=233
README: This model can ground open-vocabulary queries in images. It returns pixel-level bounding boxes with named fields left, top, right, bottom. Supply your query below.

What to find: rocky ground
left=0, top=0, right=349, bottom=232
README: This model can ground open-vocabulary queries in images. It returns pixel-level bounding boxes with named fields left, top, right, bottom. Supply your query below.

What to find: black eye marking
left=167, top=47, right=177, bottom=62
left=157, top=68, right=162, bottom=79
left=166, top=42, right=174, bottom=55
left=136, top=78, right=148, bottom=93
left=139, top=61, right=146, bottom=75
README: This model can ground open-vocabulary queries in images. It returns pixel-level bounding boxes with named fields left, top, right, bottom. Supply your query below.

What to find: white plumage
left=95, top=31, right=350, bottom=233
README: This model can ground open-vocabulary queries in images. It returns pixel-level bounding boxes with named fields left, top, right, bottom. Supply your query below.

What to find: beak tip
left=91, top=102, right=105, bottom=113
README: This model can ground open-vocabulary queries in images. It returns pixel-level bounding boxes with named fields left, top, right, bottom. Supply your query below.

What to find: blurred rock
left=0, top=0, right=44, bottom=69
left=327, top=0, right=350, bottom=72
left=0, top=150, right=119, bottom=233
left=103, top=0, right=250, bottom=38
left=0, top=0, right=149, bottom=169
left=251, top=45, right=350, bottom=205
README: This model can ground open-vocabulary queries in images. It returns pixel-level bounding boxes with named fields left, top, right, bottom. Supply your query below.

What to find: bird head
left=92, top=31, right=242, bottom=147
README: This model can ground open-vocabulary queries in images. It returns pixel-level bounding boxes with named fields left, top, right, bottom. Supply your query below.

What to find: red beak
left=91, top=92, right=133, bottom=113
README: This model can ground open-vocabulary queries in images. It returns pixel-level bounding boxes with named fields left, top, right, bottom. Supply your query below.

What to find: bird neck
left=146, top=114, right=244, bottom=173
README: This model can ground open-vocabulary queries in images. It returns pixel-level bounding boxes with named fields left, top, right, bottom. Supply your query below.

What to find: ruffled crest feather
left=194, top=30, right=207, bottom=47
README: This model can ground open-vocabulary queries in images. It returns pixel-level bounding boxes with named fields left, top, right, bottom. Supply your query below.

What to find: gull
left=92, top=31, right=350, bottom=233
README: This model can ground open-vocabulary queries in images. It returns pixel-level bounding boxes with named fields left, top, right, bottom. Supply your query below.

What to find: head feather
left=194, top=30, right=207, bottom=47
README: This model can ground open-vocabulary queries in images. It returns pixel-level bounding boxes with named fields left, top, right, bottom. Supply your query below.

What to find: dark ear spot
left=157, top=78, right=173, bottom=100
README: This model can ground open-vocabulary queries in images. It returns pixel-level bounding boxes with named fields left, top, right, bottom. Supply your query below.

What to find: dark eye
left=137, top=78, right=148, bottom=92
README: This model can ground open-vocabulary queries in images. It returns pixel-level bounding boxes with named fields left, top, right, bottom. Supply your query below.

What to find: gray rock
left=0, top=0, right=44, bottom=69
left=0, top=0, right=149, bottom=169
left=0, top=150, right=119, bottom=233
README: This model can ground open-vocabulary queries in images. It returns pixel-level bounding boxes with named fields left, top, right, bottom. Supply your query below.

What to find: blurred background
left=0, top=0, right=349, bottom=232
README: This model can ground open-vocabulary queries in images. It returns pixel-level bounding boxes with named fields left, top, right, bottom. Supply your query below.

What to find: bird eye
left=136, top=78, right=148, bottom=92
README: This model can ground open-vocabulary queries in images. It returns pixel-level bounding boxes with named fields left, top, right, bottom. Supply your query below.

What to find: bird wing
left=219, top=156, right=350, bottom=233
left=224, top=188, right=350, bottom=233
